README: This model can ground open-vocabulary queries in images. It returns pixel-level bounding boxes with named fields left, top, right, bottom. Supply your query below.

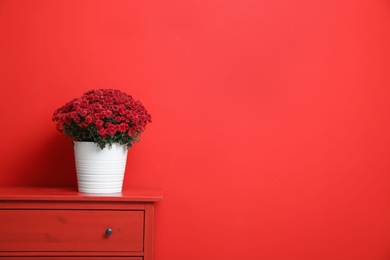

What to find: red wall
left=1, top=0, right=390, bottom=259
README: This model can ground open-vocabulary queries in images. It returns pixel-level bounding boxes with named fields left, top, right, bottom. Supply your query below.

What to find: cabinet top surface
left=0, top=186, right=163, bottom=202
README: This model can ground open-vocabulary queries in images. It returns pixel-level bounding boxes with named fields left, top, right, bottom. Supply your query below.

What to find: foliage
left=52, top=89, right=151, bottom=149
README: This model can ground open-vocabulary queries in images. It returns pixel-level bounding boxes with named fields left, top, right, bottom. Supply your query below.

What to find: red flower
left=52, top=88, right=151, bottom=149
left=84, top=115, right=93, bottom=124
left=95, top=119, right=104, bottom=127
left=79, top=109, right=88, bottom=117
left=119, top=123, right=128, bottom=133
left=103, top=110, right=112, bottom=118
left=98, top=128, right=107, bottom=138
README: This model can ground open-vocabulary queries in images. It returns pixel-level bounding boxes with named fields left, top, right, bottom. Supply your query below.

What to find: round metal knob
left=105, top=228, right=113, bottom=236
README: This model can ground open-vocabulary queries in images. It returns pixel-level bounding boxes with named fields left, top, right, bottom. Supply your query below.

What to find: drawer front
left=1, top=256, right=143, bottom=260
left=0, top=210, right=144, bottom=252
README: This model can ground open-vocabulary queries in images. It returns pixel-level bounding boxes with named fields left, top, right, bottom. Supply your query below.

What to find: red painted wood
left=1, top=251, right=143, bottom=257
left=0, top=187, right=162, bottom=259
left=0, top=210, right=144, bottom=252
left=0, top=186, right=163, bottom=202
left=0, top=201, right=146, bottom=210
left=2, top=256, right=143, bottom=260
left=144, top=203, right=155, bottom=260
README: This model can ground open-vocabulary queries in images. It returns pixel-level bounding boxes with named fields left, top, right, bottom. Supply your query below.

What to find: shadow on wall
left=13, top=135, right=77, bottom=187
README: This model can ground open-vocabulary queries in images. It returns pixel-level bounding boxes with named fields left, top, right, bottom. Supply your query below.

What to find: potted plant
left=52, top=89, right=151, bottom=194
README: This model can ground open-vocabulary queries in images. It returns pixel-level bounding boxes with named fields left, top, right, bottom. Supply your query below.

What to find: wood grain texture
left=0, top=186, right=163, bottom=202
left=0, top=187, right=162, bottom=259
left=0, top=210, right=144, bottom=252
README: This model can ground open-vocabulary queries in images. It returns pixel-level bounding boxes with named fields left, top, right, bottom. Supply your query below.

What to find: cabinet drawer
left=0, top=210, right=144, bottom=252
left=1, top=256, right=143, bottom=260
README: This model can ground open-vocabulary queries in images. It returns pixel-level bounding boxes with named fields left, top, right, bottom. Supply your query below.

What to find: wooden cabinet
left=0, top=187, right=162, bottom=259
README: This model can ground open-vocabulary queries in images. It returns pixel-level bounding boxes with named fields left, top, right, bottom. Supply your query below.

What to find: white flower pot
left=73, top=141, right=128, bottom=194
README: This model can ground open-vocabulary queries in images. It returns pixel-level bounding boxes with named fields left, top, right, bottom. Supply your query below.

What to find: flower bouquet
left=52, top=89, right=151, bottom=149
left=52, top=89, right=152, bottom=193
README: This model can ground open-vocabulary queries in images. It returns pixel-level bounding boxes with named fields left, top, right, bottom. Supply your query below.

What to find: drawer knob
left=105, top=228, right=113, bottom=236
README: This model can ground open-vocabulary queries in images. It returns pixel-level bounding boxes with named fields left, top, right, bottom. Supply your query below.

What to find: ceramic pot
left=73, top=141, right=128, bottom=194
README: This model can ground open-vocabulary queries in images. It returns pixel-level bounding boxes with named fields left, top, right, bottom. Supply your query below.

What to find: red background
left=1, top=0, right=390, bottom=259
